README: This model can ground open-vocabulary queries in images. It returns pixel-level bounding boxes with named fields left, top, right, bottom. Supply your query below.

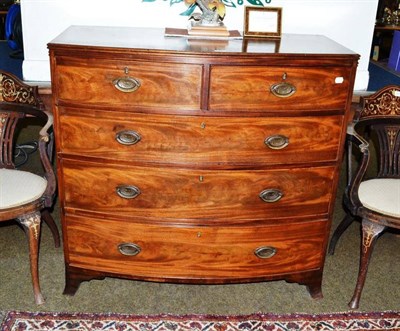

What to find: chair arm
left=346, top=122, right=370, bottom=210
left=38, top=111, right=56, bottom=207
left=39, top=110, right=53, bottom=142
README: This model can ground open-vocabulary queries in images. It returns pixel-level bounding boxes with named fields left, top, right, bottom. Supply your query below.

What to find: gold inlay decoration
left=0, top=73, right=37, bottom=106
left=386, top=127, right=399, bottom=153
left=362, top=222, right=385, bottom=253
left=18, top=213, right=41, bottom=240
left=363, top=89, right=400, bottom=118
left=0, top=113, right=7, bottom=135
left=363, top=226, right=375, bottom=252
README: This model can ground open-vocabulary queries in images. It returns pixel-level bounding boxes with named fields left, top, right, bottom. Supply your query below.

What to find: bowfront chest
left=48, top=26, right=359, bottom=298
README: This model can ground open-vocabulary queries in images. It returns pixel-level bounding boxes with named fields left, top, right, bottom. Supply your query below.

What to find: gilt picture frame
left=244, top=6, right=282, bottom=38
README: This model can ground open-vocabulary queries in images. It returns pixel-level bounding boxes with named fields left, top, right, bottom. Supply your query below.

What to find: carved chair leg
left=328, top=213, right=355, bottom=255
left=349, top=219, right=385, bottom=310
left=16, top=212, right=45, bottom=305
left=41, top=209, right=60, bottom=248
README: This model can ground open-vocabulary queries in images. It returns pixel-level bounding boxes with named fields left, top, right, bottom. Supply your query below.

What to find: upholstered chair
left=0, top=71, right=60, bottom=304
left=329, top=85, right=400, bottom=309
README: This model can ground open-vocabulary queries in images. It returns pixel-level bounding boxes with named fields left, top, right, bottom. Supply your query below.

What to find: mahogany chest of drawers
left=48, top=26, right=359, bottom=298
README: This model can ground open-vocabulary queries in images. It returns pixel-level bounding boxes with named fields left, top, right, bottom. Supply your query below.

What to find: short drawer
left=57, top=109, right=344, bottom=166
left=65, top=214, right=327, bottom=280
left=61, top=160, right=335, bottom=221
left=53, top=58, right=202, bottom=110
left=209, top=66, right=352, bottom=112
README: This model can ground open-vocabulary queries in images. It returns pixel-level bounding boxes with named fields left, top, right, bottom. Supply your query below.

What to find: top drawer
left=209, top=66, right=352, bottom=112
left=53, top=58, right=202, bottom=111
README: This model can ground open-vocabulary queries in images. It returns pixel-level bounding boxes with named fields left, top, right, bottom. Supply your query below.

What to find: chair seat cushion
left=0, top=168, right=47, bottom=209
left=359, top=178, right=400, bottom=218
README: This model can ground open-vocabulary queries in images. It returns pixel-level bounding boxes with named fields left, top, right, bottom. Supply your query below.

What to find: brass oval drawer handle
left=112, top=77, right=141, bottom=93
left=259, top=189, right=283, bottom=203
left=116, top=185, right=141, bottom=199
left=265, top=135, right=289, bottom=150
left=116, top=130, right=141, bottom=145
left=254, top=246, right=277, bottom=259
left=270, top=82, right=296, bottom=98
left=118, top=243, right=141, bottom=256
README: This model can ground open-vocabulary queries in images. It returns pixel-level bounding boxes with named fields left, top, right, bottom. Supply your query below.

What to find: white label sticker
left=335, top=77, right=344, bottom=84
left=393, top=90, right=400, bottom=97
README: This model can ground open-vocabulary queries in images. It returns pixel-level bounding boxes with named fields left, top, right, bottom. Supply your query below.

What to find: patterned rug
left=1, top=311, right=399, bottom=331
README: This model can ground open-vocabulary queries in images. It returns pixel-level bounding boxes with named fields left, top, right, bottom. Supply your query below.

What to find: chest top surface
left=48, top=25, right=358, bottom=58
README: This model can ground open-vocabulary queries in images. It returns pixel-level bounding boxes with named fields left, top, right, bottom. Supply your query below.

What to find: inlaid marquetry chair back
left=0, top=71, right=60, bottom=304
left=354, top=85, right=400, bottom=175
left=329, top=85, right=400, bottom=309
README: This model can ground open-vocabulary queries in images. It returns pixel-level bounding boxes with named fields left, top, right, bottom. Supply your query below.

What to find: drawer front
left=61, top=160, right=335, bottom=220
left=54, top=59, right=202, bottom=110
left=57, top=109, right=343, bottom=166
left=65, top=215, right=326, bottom=280
left=209, top=66, right=351, bottom=112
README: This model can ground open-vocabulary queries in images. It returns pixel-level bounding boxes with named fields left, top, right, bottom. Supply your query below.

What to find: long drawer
left=53, top=58, right=202, bottom=110
left=65, top=214, right=327, bottom=280
left=61, top=159, right=335, bottom=221
left=209, top=66, right=352, bottom=112
left=56, top=109, right=344, bottom=167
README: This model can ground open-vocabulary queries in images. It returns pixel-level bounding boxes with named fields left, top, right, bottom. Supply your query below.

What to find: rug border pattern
left=1, top=310, right=399, bottom=331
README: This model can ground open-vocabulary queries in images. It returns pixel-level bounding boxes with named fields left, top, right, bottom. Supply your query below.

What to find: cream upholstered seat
left=359, top=179, right=400, bottom=218
left=0, top=71, right=60, bottom=305
left=0, top=169, right=48, bottom=209
left=329, top=85, right=400, bottom=309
